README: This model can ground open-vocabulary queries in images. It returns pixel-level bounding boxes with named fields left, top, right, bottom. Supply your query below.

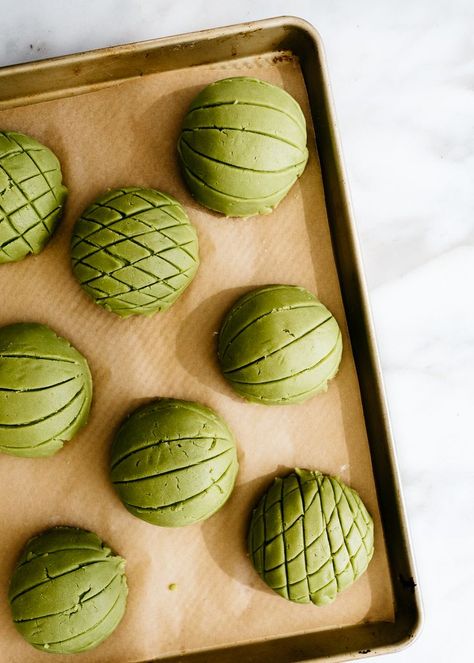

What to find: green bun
left=9, top=527, right=128, bottom=654
left=111, top=399, right=239, bottom=527
left=71, top=187, right=199, bottom=317
left=248, top=469, right=374, bottom=606
left=0, top=323, right=93, bottom=457
left=218, top=285, right=342, bottom=405
left=0, top=131, right=67, bottom=264
left=178, top=77, right=309, bottom=217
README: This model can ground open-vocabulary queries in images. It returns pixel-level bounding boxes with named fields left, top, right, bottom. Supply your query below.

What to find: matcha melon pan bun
left=178, top=77, right=309, bottom=217
left=0, top=322, right=93, bottom=457
left=71, top=187, right=199, bottom=317
left=218, top=284, right=342, bottom=404
left=248, top=469, right=374, bottom=606
left=9, top=527, right=128, bottom=654
left=111, top=398, right=239, bottom=527
left=0, top=130, right=67, bottom=264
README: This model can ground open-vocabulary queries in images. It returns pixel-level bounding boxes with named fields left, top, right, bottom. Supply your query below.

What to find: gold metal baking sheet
left=0, top=16, right=421, bottom=663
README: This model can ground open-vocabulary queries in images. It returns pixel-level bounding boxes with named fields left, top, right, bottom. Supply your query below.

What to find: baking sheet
left=0, top=53, right=394, bottom=663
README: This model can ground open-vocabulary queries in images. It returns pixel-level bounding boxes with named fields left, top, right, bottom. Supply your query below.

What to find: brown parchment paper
left=0, top=53, right=394, bottom=663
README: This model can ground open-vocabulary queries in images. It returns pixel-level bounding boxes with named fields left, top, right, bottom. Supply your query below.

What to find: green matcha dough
left=248, top=469, right=374, bottom=606
left=111, top=398, right=239, bottom=527
left=0, top=323, right=93, bottom=457
left=218, top=285, right=342, bottom=405
left=0, top=131, right=67, bottom=263
left=178, top=77, right=309, bottom=217
left=9, top=527, right=128, bottom=654
left=71, top=187, right=199, bottom=317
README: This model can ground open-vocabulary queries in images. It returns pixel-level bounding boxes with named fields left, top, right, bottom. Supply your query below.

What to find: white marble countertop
left=0, top=0, right=473, bottom=661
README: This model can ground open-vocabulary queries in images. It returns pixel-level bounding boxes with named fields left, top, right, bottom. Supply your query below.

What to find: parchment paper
left=0, top=53, right=394, bottom=663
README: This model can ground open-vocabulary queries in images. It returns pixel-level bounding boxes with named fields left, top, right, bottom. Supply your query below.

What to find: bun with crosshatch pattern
left=0, top=131, right=67, bottom=263
left=248, top=469, right=374, bottom=605
left=71, top=187, right=199, bottom=317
